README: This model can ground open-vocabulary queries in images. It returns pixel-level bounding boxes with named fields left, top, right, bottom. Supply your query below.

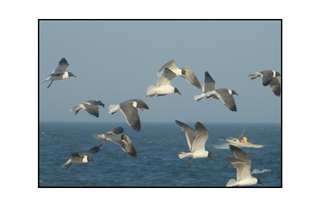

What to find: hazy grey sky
left=39, top=20, right=281, bottom=123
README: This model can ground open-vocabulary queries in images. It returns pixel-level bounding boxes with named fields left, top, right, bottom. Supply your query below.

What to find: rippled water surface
left=39, top=122, right=281, bottom=187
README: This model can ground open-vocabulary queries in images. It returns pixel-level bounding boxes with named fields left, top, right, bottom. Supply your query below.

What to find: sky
left=39, top=20, right=281, bottom=123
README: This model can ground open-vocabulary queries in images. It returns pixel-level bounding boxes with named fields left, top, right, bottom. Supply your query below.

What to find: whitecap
left=251, top=169, right=271, bottom=174
left=213, top=143, right=229, bottom=149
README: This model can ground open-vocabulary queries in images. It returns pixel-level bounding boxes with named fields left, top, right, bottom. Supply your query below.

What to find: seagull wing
left=191, top=122, right=209, bottom=152
left=175, top=120, right=196, bottom=151
left=157, top=68, right=176, bottom=86
left=261, top=70, right=274, bottom=86
left=119, top=102, right=141, bottom=131
left=227, top=145, right=252, bottom=181
left=120, top=135, right=137, bottom=157
left=269, top=76, right=281, bottom=96
left=181, top=67, right=202, bottom=89
left=203, top=71, right=215, bottom=92
left=52, top=58, right=69, bottom=74
left=81, top=146, right=100, bottom=156
left=214, top=89, right=237, bottom=111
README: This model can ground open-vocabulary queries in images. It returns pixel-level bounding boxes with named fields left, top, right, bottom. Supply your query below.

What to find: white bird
left=70, top=100, right=105, bottom=118
left=61, top=146, right=100, bottom=170
left=42, top=58, right=76, bottom=88
left=93, top=127, right=137, bottom=157
left=108, top=99, right=149, bottom=131
left=249, top=70, right=281, bottom=96
left=175, top=120, right=213, bottom=167
left=146, top=67, right=181, bottom=98
left=159, top=60, right=202, bottom=89
left=226, top=145, right=264, bottom=187
left=194, top=71, right=238, bottom=111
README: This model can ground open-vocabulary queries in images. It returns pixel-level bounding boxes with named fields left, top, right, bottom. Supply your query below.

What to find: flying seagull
left=93, top=127, right=137, bottom=157
left=42, top=58, right=76, bottom=88
left=61, top=146, right=100, bottom=170
left=146, top=67, right=181, bottom=98
left=194, top=71, right=238, bottom=111
left=70, top=100, right=105, bottom=118
left=159, top=60, right=201, bottom=89
left=226, top=145, right=264, bottom=187
left=108, top=99, right=149, bottom=131
left=249, top=70, right=281, bottom=96
left=176, top=120, right=213, bottom=167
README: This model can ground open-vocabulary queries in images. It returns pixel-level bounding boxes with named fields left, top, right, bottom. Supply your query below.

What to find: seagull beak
left=73, top=75, right=77, bottom=78
left=178, top=92, right=181, bottom=95
left=102, top=105, right=105, bottom=108
left=140, top=107, right=143, bottom=111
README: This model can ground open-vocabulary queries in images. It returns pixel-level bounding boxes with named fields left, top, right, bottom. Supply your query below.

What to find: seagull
left=70, top=100, right=105, bottom=118
left=93, top=127, right=137, bottom=157
left=175, top=120, right=213, bottom=167
left=42, top=58, right=76, bottom=88
left=194, top=71, right=238, bottom=111
left=146, top=67, right=181, bottom=98
left=226, top=145, right=264, bottom=187
left=61, top=146, right=100, bottom=170
left=108, top=99, right=149, bottom=131
left=249, top=70, right=281, bottom=96
left=159, top=60, right=202, bottom=89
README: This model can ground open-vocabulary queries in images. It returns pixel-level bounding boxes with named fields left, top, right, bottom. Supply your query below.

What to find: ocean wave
left=251, top=169, right=271, bottom=174
left=213, top=143, right=229, bottom=149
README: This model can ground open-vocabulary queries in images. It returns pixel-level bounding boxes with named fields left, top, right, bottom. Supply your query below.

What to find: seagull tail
left=226, top=179, right=238, bottom=187
left=108, top=104, right=120, bottom=114
left=194, top=93, right=205, bottom=101
left=146, top=85, right=156, bottom=98
left=70, top=106, right=81, bottom=115
left=41, top=76, right=51, bottom=83
left=92, top=134, right=106, bottom=140
left=61, top=159, right=71, bottom=167
left=248, top=72, right=260, bottom=80
left=178, top=152, right=192, bottom=159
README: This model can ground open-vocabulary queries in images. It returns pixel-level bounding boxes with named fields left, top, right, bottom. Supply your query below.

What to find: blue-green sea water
left=39, top=122, right=281, bottom=187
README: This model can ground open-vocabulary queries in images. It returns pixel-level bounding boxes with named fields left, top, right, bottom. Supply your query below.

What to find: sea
left=39, top=122, right=281, bottom=187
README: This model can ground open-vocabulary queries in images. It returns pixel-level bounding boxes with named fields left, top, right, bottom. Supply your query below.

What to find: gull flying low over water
left=146, top=67, right=181, bottom=98
left=61, top=146, right=100, bottom=170
left=108, top=99, right=149, bottom=131
left=42, top=58, right=76, bottom=88
left=226, top=145, right=264, bottom=187
left=194, top=71, right=238, bottom=111
left=93, top=127, right=137, bottom=157
left=175, top=120, right=213, bottom=167
left=249, top=70, right=281, bottom=96
left=158, top=60, right=202, bottom=89
left=70, top=100, right=105, bottom=118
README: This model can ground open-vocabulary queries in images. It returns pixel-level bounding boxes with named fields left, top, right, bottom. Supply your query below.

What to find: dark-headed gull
left=146, top=68, right=181, bottom=98
left=108, top=99, right=149, bottom=131
left=226, top=145, right=264, bottom=187
left=159, top=60, right=201, bottom=89
left=93, top=127, right=137, bottom=157
left=175, top=120, right=213, bottom=167
left=70, top=100, right=105, bottom=118
left=194, top=71, right=238, bottom=111
left=249, top=70, right=281, bottom=96
left=61, top=146, right=100, bottom=170
left=42, top=58, right=76, bottom=88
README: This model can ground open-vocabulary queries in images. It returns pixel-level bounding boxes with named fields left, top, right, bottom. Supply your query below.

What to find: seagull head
left=97, top=100, right=105, bottom=108
left=68, top=72, right=77, bottom=78
left=232, top=90, right=238, bottom=96
left=174, top=88, right=181, bottom=95
left=88, top=157, right=95, bottom=162
left=257, top=178, right=264, bottom=186
left=208, top=151, right=213, bottom=161
left=275, top=72, right=281, bottom=77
